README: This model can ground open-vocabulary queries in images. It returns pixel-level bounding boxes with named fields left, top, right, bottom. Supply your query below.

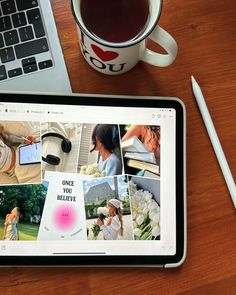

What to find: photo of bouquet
left=129, top=180, right=160, bottom=240
left=91, top=206, right=109, bottom=239
left=80, top=163, right=106, bottom=177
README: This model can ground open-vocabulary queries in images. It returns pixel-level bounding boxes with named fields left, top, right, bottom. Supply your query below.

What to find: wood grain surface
left=0, top=0, right=236, bottom=294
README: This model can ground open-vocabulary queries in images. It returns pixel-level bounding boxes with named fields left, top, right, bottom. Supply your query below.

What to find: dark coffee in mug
left=80, top=0, right=150, bottom=43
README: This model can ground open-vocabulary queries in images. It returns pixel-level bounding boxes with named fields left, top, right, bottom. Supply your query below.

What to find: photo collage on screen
left=0, top=122, right=160, bottom=241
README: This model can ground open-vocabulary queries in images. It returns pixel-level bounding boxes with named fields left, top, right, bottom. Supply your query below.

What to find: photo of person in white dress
left=3, top=207, right=20, bottom=240
left=96, top=199, right=123, bottom=240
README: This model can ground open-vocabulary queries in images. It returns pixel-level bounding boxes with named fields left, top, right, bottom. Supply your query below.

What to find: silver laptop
left=0, top=0, right=72, bottom=93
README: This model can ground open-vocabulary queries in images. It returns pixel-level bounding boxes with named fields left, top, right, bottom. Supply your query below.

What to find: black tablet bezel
left=0, top=92, right=185, bottom=267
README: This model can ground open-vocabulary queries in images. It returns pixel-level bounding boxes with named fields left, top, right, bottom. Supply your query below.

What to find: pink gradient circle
left=54, top=205, right=76, bottom=230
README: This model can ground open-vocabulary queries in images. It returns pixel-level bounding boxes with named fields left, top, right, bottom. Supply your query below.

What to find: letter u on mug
left=71, top=0, right=178, bottom=75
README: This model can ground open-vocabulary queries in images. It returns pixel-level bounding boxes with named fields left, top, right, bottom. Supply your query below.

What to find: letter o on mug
left=71, top=0, right=178, bottom=75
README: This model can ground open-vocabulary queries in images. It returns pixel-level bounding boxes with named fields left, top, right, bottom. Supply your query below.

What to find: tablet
left=19, top=142, right=41, bottom=165
left=0, top=92, right=186, bottom=267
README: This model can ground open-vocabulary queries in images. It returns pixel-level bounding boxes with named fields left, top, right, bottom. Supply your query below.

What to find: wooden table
left=1, top=0, right=236, bottom=294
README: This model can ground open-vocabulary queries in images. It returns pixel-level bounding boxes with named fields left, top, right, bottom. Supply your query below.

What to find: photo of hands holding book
left=120, top=125, right=161, bottom=179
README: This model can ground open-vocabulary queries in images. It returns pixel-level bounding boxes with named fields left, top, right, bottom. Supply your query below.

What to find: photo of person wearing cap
left=96, top=199, right=124, bottom=240
left=83, top=176, right=134, bottom=240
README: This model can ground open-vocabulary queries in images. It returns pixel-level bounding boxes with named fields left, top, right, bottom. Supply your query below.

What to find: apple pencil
left=191, top=75, right=236, bottom=209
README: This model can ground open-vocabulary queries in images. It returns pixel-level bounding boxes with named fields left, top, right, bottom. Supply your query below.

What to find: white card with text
left=37, top=172, right=87, bottom=240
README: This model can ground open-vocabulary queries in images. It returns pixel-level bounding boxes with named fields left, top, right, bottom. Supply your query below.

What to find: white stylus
left=191, top=75, right=236, bottom=209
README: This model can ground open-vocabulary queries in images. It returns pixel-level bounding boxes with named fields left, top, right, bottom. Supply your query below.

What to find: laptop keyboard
left=0, top=0, right=53, bottom=81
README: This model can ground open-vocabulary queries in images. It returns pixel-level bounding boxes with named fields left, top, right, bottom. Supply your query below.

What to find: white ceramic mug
left=71, top=0, right=178, bottom=75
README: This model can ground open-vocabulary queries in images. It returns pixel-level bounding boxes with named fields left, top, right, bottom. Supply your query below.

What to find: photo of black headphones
left=42, top=132, right=72, bottom=166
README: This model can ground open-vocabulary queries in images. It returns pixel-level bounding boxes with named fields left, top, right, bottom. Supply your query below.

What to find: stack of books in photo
left=121, top=136, right=160, bottom=178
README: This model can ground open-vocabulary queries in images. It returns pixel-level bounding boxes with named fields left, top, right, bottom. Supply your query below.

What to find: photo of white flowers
left=129, top=176, right=160, bottom=240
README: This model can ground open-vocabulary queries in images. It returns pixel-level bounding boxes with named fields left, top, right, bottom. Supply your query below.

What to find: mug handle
left=140, top=25, right=178, bottom=67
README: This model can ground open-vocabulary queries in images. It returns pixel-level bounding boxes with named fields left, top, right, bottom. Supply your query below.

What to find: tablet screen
left=19, top=142, right=41, bottom=165
left=0, top=94, right=185, bottom=266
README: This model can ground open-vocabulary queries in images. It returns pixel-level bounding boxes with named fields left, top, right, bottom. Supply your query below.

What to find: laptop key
left=0, top=16, right=12, bottom=32
left=22, top=57, right=36, bottom=67
left=15, top=0, right=38, bottom=11
left=19, top=26, right=34, bottom=42
left=23, top=63, right=38, bottom=74
left=4, top=29, right=19, bottom=46
left=0, top=46, right=15, bottom=63
left=8, top=67, right=23, bottom=78
left=27, top=8, right=45, bottom=38
left=15, top=38, right=49, bottom=59
left=1, top=0, right=16, bottom=15
left=0, top=34, right=4, bottom=48
left=39, top=59, right=53, bottom=70
left=12, top=12, right=27, bottom=28
left=0, top=65, right=7, bottom=80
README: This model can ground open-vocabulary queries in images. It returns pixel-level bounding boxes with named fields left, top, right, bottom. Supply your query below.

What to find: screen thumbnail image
left=77, top=124, right=123, bottom=177
left=0, top=121, right=41, bottom=185
left=0, top=182, right=48, bottom=241
left=41, top=122, right=81, bottom=177
left=83, top=175, right=134, bottom=240
left=129, top=176, right=160, bottom=240
left=120, top=124, right=160, bottom=179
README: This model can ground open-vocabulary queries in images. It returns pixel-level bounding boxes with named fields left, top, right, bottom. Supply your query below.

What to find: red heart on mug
left=91, top=44, right=119, bottom=62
